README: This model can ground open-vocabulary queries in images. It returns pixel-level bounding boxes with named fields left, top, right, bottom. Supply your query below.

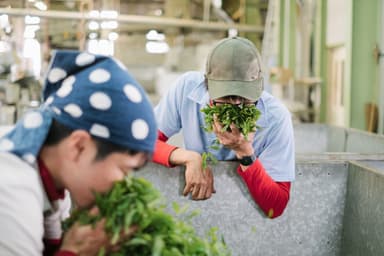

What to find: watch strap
left=239, top=154, right=257, bottom=166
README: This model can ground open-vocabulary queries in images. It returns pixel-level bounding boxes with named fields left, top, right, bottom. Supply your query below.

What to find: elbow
left=265, top=193, right=290, bottom=219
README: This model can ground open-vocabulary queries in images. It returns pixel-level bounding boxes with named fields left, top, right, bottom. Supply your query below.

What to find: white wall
left=326, top=0, right=348, bottom=46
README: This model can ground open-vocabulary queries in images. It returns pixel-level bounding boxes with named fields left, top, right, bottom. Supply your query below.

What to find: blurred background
left=0, top=0, right=383, bottom=135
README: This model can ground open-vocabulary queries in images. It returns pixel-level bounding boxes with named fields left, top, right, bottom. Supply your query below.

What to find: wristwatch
left=239, top=154, right=257, bottom=166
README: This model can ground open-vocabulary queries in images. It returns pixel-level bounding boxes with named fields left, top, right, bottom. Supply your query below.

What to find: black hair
left=44, top=119, right=140, bottom=160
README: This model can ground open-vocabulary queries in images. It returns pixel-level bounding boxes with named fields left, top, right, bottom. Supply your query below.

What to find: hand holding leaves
left=62, top=176, right=230, bottom=256
left=201, top=104, right=261, bottom=140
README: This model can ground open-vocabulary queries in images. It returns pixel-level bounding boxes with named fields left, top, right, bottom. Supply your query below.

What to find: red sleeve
left=44, top=238, right=61, bottom=256
left=54, top=251, right=77, bottom=256
left=237, top=159, right=291, bottom=218
left=44, top=239, right=77, bottom=256
left=152, top=131, right=178, bottom=167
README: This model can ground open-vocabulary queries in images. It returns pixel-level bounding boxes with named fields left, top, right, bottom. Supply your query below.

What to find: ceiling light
left=146, top=41, right=169, bottom=54
left=34, top=1, right=47, bottom=11
left=146, top=30, right=165, bottom=41
left=88, top=32, right=98, bottom=39
left=25, top=15, right=40, bottom=25
left=100, top=21, right=118, bottom=29
left=212, top=0, right=222, bottom=8
left=108, top=32, right=119, bottom=41
left=87, top=39, right=114, bottom=56
left=0, top=14, right=9, bottom=28
left=228, top=28, right=238, bottom=37
left=100, top=10, right=118, bottom=19
left=24, top=25, right=40, bottom=38
left=88, top=21, right=99, bottom=30
left=89, top=10, right=99, bottom=18
left=154, top=9, right=163, bottom=16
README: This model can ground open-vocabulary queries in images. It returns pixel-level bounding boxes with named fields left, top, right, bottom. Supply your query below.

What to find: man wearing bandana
left=0, top=51, right=157, bottom=255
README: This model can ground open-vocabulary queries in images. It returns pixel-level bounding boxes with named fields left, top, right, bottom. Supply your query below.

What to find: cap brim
left=208, top=78, right=263, bottom=101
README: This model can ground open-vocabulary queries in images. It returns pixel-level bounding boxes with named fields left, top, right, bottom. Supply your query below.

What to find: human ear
left=65, top=130, right=93, bottom=162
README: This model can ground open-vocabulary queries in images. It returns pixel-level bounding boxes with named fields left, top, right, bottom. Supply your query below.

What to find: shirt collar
left=37, top=158, right=65, bottom=202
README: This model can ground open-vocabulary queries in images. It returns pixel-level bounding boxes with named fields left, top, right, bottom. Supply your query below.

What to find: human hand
left=212, top=117, right=255, bottom=156
left=60, top=207, right=136, bottom=255
left=183, top=153, right=215, bottom=200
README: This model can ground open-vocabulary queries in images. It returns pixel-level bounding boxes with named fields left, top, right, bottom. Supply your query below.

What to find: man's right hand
left=60, top=219, right=108, bottom=256
left=60, top=207, right=136, bottom=256
left=169, top=149, right=215, bottom=200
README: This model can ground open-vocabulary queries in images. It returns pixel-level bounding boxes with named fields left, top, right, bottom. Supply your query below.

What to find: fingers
left=184, top=182, right=212, bottom=200
left=229, top=123, right=240, bottom=135
left=192, top=184, right=202, bottom=199
left=89, top=206, right=100, bottom=216
left=184, top=174, right=215, bottom=200
left=212, top=119, right=220, bottom=134
left=109, top=225, right=138, bottom=251
left=205, top=184, right=213, bottom=198
left=183, top=183, right=193, bottom=196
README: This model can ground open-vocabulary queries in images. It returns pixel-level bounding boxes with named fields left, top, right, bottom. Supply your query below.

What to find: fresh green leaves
left=201, top=104, right=261, bottom=140
left=62, top=176, right=231, bottom=256
left=201, top=151, right=219, bottom=170
left=200, top=103, right=261, bottom=168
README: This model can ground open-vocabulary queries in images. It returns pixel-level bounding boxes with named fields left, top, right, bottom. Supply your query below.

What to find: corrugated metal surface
left=136, top=161, right=348, bottom=256
left=341, top=161, right=384, bottom=256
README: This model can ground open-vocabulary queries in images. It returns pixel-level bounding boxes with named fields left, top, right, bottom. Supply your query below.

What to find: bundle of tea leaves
left=62, top=176, right=231, bottom=256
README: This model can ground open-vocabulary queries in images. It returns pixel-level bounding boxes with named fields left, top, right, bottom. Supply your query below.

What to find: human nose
left=229, top=97, right=242, bottom=105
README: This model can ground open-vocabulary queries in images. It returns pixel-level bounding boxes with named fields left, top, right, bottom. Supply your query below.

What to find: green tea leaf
left=62, top=176, right=231, bottom=256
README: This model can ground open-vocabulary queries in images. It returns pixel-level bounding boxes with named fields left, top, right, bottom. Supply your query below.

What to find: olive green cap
left=206, top=37, right=263, bottom=101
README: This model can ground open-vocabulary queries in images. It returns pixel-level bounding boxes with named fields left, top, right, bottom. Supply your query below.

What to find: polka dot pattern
left=89, top=92, right=112, bottom=110
left=0, top=139, right=14, bottom=151
left=52, top=107, right=61, bottom=115
left=131, top=119, right=149, bottom=140
left=76, top=52, right=95, bottom=66
left=22, top=154, right=36, bottom=164
left=23, top=112, right=43, bottom=129
left=124, top=84, right=142, bottom=103
left=45, top=96, right=54, bottom=106
left=90, top=124, right=110, bottom=138
left=4, top=50, right=157, bottom=167
left=89, top=69, right=111, bottom=83
left=57, top=76, right=75, bottom=98
left=64, top=104, right=83, bottom=118
left=48, top=68, right=67, bottom=83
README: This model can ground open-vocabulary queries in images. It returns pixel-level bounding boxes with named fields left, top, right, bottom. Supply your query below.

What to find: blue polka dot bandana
left=0, top=50, right=157, bottom=165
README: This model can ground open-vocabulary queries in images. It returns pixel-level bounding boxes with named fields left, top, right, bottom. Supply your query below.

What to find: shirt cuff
left=236, top=158, right=263, bottom=178
left=152, top=139, right=178, bottom=167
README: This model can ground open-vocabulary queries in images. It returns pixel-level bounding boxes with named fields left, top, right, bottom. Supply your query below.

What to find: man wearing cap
left=0, top=50, right=157, bottom=255
left=153, top=37, right=295, bottom=218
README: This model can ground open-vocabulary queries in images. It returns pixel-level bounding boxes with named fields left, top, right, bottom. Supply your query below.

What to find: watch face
left=240, top=156, right=254, bottom=166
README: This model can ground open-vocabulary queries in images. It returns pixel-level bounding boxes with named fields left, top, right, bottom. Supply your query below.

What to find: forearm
left=151, top=130, right=177, bottom=167
left=237, top=159, right=291, bottom=218
left=169, top=148, right=201, bottom=166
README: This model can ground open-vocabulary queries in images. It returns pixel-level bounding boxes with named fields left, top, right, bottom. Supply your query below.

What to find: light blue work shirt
left=154, top=71, right=295, bottom=181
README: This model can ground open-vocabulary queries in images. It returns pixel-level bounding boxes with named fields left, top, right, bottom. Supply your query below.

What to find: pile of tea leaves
left=62, top=176, right=231, bottom=256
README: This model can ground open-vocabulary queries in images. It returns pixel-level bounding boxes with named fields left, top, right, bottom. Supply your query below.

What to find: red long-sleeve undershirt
left=38, top=159, right=77, bottom=256
left=152, top=130, right=290, bottom=218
